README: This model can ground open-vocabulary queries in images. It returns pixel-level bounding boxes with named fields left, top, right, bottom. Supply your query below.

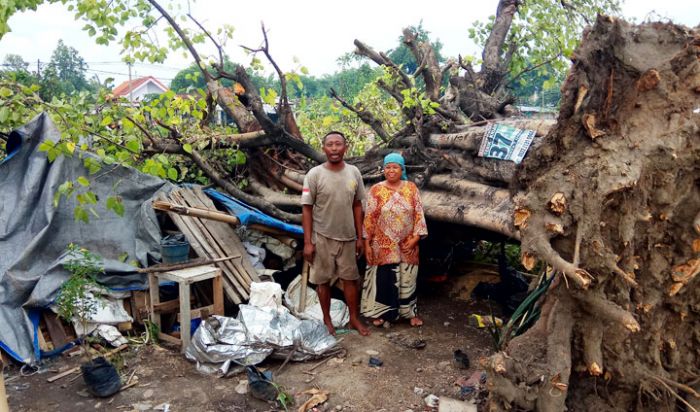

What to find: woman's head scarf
left=383, top=153, right=407, bottom=180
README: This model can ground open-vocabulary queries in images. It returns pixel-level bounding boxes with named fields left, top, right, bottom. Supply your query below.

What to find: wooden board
left=157, top=192, right=243, bottom=303
left=157, top=187, right=261, bottom=304
left=43, top=311, right=69, bottom=348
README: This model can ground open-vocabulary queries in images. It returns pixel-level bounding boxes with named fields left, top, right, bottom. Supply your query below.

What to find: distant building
left=112, top=76, right=168, bottom=102
left=515, top=105, right=558, bottom=120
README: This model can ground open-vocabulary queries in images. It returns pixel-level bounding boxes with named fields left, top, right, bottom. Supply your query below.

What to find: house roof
left=112, top=76, right=168, bottom=97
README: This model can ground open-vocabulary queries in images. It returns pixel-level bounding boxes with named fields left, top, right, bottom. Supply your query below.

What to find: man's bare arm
left=302, top=204, right=315, bottom=263
left=352, top=199, right=364, bottom=257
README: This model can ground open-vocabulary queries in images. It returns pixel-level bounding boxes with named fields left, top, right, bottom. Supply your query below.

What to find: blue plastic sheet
left=204, top=188, right=302, bottom=235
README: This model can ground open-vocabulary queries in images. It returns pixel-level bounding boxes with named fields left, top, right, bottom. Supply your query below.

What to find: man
left=301, top=131, right=370, bottom=336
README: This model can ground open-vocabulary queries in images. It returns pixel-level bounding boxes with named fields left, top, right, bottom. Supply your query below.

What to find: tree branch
left=146, top=0, right=211, bottom=82
left=187, top=13, right=224, bottom=68
left=480, top=0, right=519, bottom=94
left=330, top=88, right=390, bottom=142
left=402, top=27, right=442, bottom=101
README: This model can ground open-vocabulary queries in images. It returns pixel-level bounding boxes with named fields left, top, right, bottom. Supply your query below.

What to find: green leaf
left=125, top=139, right=140, bottom=152
left=100, top=116, right=113, bottom=127
left=77, top=176, right=90, bottom=187
left=74, top=206, right=89, bottom=223
left=106, top=196, right=125, bottom=217
left=0, top=107, right=9, bottom=123
left=122, top=118, right=134, bottom=131
left=0, top=87, right=12, bottom=98
left=39, top=141, right=55, bottom=153
left=66, top=142, right=76, bottom=154
left=233, top=150, right=246, bottom=165
left=167, top=167, right=178, bottom=181
left=84, top=191, right=98, bottom=204
left=182, top=143, right=193, bottom=154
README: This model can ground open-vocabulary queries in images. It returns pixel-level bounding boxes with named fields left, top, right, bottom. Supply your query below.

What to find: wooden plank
left=158, top=265, right=220, bottom=284
left=299, top=261, right=310, bottom=313
left=0, top=355, right=8, bottom=412
left=152, top=299, right=181, bottom=314
left=137, top=255, right=238, bottom=273
left=157, top=332, right=181, bottom=346
left=179, top=281, right=191, bottom=353
left=148, top=274, right=162, bottom=333
left=170, top=201, right=243, bottom=303
left=131, top=290, right=150, bottom=325
left=176, top=305, right=215, bottom=323
left=36, top=327, right=50, bottom=351
left=152, top=200, right=240, bottom=224
left=187, top=189, right=259, bottom=286
left=158, top=192, right=242, bottom=304
left=169, top=191, right=245, bottom=297
left=172, top=190, right=250, bottom=299
left=43, top=311, right=69, bottom=348
left=212, top=274, right=224, bottom=316
left=47, top=344, right=127, bottom=383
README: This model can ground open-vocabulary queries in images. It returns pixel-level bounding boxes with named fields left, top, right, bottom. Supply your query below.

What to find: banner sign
left=477, top=123, right=536, bottom=164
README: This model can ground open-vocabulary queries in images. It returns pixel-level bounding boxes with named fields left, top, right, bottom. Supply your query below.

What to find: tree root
left=527, top=234, right=592, bottom=289
left=648, top=375, right=700, bottom=412
left=573, top=292, right=640, bottom=332
left=645, top=373, right=700, bottom=399
left=582, top=320, right=604, bottom=376
left=537, top=292, right=574, bottom=412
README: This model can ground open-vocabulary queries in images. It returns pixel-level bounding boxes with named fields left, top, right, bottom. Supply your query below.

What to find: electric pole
left=128, top=62, right=133, bottom=103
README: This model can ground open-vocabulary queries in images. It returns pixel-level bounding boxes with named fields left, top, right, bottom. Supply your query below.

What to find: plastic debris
left=468, top=314, right=503, bottom=329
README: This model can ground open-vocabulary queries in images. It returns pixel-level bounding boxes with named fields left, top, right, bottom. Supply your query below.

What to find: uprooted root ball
left=488, top=16, right=700, bottom=412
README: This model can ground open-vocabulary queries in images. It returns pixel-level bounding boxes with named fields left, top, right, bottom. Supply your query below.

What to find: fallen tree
left=4, top=1, right=699, bottom=409
left=486, top=17, right=700, bottom=411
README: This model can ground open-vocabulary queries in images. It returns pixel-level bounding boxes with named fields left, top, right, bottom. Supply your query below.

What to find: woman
left=361, top=153, right=428, bottom=327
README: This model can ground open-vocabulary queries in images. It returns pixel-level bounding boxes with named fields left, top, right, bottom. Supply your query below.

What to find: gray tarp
left=0, top=113, right=172, bottom=363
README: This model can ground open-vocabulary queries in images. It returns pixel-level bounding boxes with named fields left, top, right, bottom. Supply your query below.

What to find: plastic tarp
left=204, top=188, right=302, bottom=235
left=0, top=113, right=172, bottom=363
left=185, top=306, right=338, bottom=377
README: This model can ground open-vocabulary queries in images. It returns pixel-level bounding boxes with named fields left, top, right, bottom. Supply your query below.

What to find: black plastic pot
left=80, top=356, right=121, bottom=397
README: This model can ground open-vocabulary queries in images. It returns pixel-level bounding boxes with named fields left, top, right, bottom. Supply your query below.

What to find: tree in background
left=39, top=40, right=94, bottom=100
left=387, top=21, right=444, bottom=75
left=170, top=57, right=274, bottom=94
left=1, top=54, right=38, bottom=86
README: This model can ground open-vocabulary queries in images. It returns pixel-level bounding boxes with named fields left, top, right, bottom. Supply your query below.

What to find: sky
left=1, top=0, right=698, bottom=87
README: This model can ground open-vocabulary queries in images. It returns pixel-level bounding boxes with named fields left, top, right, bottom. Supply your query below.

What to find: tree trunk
left=487, top=16, right=700, bottom=411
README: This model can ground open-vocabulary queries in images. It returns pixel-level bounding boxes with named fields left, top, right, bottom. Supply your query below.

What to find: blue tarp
left=204, top=188, right=302, bottom=235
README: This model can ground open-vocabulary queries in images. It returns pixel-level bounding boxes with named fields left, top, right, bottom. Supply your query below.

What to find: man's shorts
left=309, top=234, right=360, bottom=285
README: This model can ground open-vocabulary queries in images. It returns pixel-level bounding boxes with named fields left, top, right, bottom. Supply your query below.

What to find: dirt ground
left=5, top=289, right=497, bottom=412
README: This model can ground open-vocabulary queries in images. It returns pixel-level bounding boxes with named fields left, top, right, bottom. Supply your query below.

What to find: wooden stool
left=148, top=265, right=224, bottom=353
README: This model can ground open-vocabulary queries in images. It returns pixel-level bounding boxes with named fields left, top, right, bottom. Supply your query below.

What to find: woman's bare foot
left=349, top=317, right=370, bottom=336
left=372, top=318, right=385, bottom=327
left=410, top=316, right=423, bottom=327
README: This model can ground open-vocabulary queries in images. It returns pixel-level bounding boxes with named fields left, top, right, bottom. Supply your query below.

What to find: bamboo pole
left=0, top=357, right=8, bottom=412
left=137, top=255, right=239, bottom=273
left=152, top=200, right=240, bottom=225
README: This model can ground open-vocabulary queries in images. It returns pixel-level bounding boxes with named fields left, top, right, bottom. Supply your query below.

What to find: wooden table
left=148, top=265, right=224, bottom=353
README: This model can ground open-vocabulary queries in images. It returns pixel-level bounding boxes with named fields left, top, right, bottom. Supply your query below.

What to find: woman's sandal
left=410, top=317, right=424, bottom=327
left=372, top=319, right=385, bottom=327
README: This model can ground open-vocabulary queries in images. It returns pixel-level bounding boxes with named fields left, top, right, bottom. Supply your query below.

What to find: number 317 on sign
left=477, top=123, right=536, bottom=164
